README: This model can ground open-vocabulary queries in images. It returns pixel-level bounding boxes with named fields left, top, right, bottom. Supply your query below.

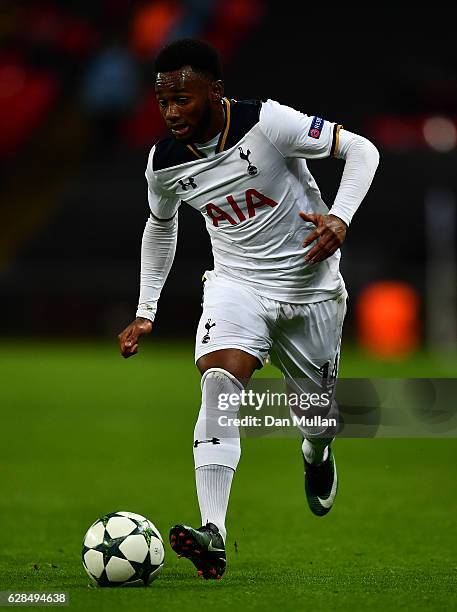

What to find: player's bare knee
left=196, top=348, right=259, bottom=381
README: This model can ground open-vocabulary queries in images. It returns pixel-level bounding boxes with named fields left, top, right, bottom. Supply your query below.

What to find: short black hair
left=154, top=39, right=222, bottom=81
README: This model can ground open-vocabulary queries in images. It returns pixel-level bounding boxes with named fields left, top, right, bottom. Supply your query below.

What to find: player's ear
left=210, top=80, right=224, bottom=103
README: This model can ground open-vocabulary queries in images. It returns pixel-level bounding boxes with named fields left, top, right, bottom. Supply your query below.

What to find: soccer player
left=118, top=39, right=379, bottom=580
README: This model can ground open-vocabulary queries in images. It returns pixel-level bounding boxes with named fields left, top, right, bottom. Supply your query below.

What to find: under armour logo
left=238, top=147, right=258, bottom=175
left=194, top=437, right=220, bottom=447
left=178, top=177, right=197, bottom=190
left=202, top=319, right=216, bottom=344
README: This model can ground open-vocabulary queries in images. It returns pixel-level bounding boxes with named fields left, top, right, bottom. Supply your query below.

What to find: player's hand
left=118, top=317, right=153, bottom=358
left=300, top=212, right=347, bottom=264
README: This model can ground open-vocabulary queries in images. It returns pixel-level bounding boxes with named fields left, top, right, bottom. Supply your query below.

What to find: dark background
left=1, top=1, right=456, bottom=349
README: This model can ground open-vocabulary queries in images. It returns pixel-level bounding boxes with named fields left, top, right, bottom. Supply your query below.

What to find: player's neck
left=197, top=100, right=226, bottom=143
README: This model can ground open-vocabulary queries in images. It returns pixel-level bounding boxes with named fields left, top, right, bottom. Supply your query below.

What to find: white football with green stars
left=82, top=511, right=164, bottom=587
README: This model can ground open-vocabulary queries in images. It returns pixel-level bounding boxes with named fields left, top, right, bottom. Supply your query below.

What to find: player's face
left=155, top=67, right=223, bottom=143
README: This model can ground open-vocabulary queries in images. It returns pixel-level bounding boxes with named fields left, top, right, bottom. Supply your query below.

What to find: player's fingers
left=303, top=225, right=326, bottom=247
left=128, top=324, right=143, bottom=342
left=126, top=330, right=138, bottom=343
left=303, top=232, right=318, bottom=247
left=305, top=221, right=342, bottom=246
left=119, top=327, right=136, bottom=351
left=305, top=235, right=336, bottom=262
left=306, top=242, right=338, bottom=263
left=119, top=331, right=131, bottom=347
left=121, top=343, right=139, bottom=358
left=304, top=245, right=320, bottom=262
left=128, top=343, right=139, bottom=356
left=118, top=333, right=128, bottom=352
left=119, top=324, right=135, bottom=340
left=299, top=211, right=319, bottom=226
left=123, top=336, right=139, bottom=353
left=310, top=250, right=335, bottom=264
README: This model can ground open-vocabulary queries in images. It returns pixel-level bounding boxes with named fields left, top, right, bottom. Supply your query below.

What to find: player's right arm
left=118, top=146, right=180, bottom=358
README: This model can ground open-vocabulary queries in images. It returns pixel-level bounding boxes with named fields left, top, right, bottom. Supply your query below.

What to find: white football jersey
left=145, top=98, right=346, bottom=303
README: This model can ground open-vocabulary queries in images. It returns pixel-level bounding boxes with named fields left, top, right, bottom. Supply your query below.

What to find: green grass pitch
left=0, top=341, right=456, bottom=611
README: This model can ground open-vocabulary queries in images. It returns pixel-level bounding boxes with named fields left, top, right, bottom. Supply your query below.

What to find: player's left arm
left=301, top=129, right=380, bottom=263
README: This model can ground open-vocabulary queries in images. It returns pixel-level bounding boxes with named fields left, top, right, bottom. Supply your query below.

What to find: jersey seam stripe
left=334, top=124, right=343, bottom=156
left=186, top=143, right=206, bottom=159
left=331, top=124, right=343, bottom=157
left=217, top=97, right=231, bottom=153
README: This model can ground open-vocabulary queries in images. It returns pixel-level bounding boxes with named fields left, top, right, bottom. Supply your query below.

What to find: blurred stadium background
left=1, top=0, right=456, bottom=359
left=1, top=3, right=457, bottom=609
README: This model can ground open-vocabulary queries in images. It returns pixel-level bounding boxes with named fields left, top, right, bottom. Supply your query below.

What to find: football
left=82, top=511, right=164, bottom=587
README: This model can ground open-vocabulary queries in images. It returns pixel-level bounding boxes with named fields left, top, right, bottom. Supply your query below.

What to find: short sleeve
left=145, top=146, right=181, bottom=220
left=259, top=99, right=342, bottom=160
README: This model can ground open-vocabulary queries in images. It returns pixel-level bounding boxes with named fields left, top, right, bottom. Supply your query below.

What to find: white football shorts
left=195, top=270, right=347, bottom=390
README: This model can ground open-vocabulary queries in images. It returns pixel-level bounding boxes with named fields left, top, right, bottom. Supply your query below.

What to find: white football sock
left=302, top=437, right=330, bottom=465
left=193, top=368, right=243, bottom=543
left=193, top=368, right=243, bottom=470
left=195, top=464, right=233, bottom=542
